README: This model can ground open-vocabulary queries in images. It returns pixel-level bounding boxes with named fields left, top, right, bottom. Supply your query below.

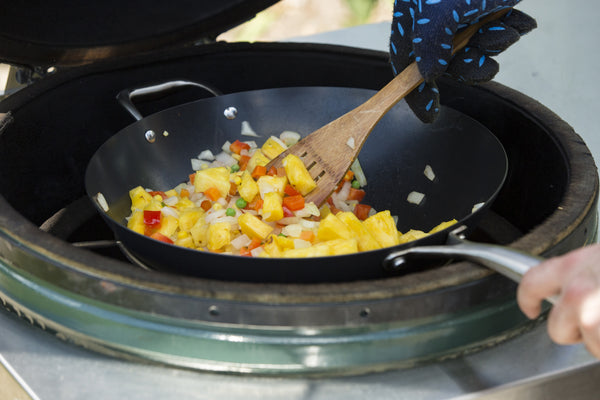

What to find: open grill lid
left=0, top=0, right=279, bottom=68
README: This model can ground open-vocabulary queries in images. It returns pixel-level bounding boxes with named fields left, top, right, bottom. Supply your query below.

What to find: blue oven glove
left=389, top=0, right=536, bottom=123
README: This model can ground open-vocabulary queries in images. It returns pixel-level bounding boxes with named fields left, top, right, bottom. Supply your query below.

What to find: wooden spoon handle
left=352, top=7, right=511, bottom=135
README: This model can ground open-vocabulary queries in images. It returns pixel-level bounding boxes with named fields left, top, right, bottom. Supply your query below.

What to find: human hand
left=517, top=244, right=600, bottom=358
left=389, top=0, right=536, bottom=123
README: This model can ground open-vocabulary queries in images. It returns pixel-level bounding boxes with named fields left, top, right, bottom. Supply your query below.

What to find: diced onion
left=346, top=137, right=355, bottom=149
left=215, top=151, right=237, bottom=167
left=294, top=202, right=320, bottom=218
left=161, top=207, right=179, bottom=218
left=198, top=150, right=215, bottom=160
left=337, top=181, right=351, bottom=202
left=472, top=202, right=485, bottom=213
left=205, top=209, right=226, bottom=224
left=407, top=191, right=425, bottom=205
left=300, top=220, right=318, bottom=229
left=278, top=217, right=302, bottom=225
left=96, top=192, right=109, bottom=212
left=293, top=239, right=311, bottom=249
left=250, top=247, right=265, bottom=257
left=244, top=140, right=258, bottom=149
left=163, top=196, right=178, bottom=206
left=221, top=140, right=232, bottom=154
left=424, top=164, right=435, bottom=181
left=191, top=158, right=207, bottom=171
left=351, top=158, right=367, bottom=187
left=282, top=224, right=303, bottom=237
left=280, top=131, right=301, bottom=146
left=241, top=121, right=260, bottom=137
left=230, top=234, right=252, bottom=250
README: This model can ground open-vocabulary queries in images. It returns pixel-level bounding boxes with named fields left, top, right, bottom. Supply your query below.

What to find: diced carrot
left=267, top=166, right=277, bottom=176
left=284, top=184, right=300, bottom=196
left=229, top=139, right=251, bottom=155
left=180, top=188, right=190, bottom=198
left=204, top=187, right=221, bottom=201
left=282, top=194, right=305, bottom=211
left=229, top=182, right=238, bottom=196
left=276, top=167, right=286, bottom=177
left=239, top=155, right=251, bottom=171
left=200, top=200, right=212, bottom=211
left=247, top=238, right=262, bottom=251
left=251, top=165, right=267, bottom=179
left=343, top=170, right=354, bottom=181
left=189, top=173, right=196, bottom=185
left=353, top=204, right=372, bottom=220
left=347, top=188, right=366, bottom=202
left=239, top=247, right=252, bottom=257
left=247, top=198, right=263, bottom=212
left=299, top=230, right=315, bottom=242
left=150, top=232, right=174, bottom=244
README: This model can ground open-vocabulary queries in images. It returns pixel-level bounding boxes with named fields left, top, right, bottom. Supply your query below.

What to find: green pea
left=230, top=164, right=240, bottom=172
left=235, top=198, right=248, bottom=209
left=351, top=180, right=361, bottom=189
left=226, top=208, right=236, bottom=217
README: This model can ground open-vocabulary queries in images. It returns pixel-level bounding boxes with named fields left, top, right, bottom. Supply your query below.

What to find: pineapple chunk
left=238, top=171, right=259, bottom=203
left=325, top=238, right=359, bottom=255
left=157, top=215, right=178, bottom=237
left=429, top=219, right=458, bottom=234
left=238, top=213, right=273, bottom=240
left=178, top=209, right=204, bottom=232
left=273, top=234, right=295, bottom=250
left=282, top=244, right=330, bottom=258
left=175, top=232, right=195, bottom=249
left=363, top=210, right=400, bottom=248
left=174, top=197, right=196, bottom=211
left=194, top=167, right=231, bottom=197
left=257, top=175, right=287, bottom=198
left=261, top=136, right=287, bottom=159
left=190, top=217, right=209, bottom=247
left=261, top=192, right=284, bottom=222
left=129, top=186, right=152, bottom=211
left=337, top=212, right=381, bottom=251
left=282, top=154, right=317, bottom=195
left=398, top=229, right=428, bottom=244
left=317, top=213, right=353, bottom=241
left=246, top=149, right=270, bottom=173
left=127, top=210, right=145, bottom=234
left=262, top=240, right=283, bottom=257
left=207, top=222, right=231, bottom=250
left=164, top=189, right=177, bottom=197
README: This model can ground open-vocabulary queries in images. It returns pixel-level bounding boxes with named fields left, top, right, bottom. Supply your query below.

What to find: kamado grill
left=0, top=1, right=599, bottom=398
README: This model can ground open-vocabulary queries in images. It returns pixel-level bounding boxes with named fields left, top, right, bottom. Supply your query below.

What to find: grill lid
left=0, top=0, right=279, bottom=68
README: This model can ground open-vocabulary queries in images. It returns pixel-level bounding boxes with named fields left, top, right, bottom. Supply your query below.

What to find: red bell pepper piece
left=150, top=232, right=174, bottom=244
left=229, top=139, right=251, bottom=155
left=143, top=210, right=161, bottom=226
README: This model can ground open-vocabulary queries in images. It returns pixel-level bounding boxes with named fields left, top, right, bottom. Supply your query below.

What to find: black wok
left=86, top=84, right=513, bottom=283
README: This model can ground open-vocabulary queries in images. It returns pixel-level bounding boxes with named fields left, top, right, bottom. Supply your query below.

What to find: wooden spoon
left=266, top=9, right=510, bottom=207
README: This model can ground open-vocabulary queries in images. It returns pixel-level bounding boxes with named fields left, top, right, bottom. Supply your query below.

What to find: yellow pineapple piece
left=317, top=213, right=353, bottom=241
left=282, top=154, right=317, bottom=195
left=325, top=238, right=359, bottom=255
left=238, top=213, right=273, bottom=240
left=194, top=167, right=231, bottom=197
left=127, top=210, right=145, bottom=234
left=179, top=209, right=204, bottom=232
left=190, top=217, right=209, bottom=247
left=261, top=192, right=284, bottom=222
left=164, top=189, right=177, bottom=197
left=129, top=186, right=152, bottom=211
left=207, top=222, right=231, bottom=250
left=363, top=210, right=400, bottom=248
left=282, top=244, right=330, bottom=258
left=398, top=229, right=428, bottom=244
left=428, top=219, right=458, bottom=234
left=273, top=234, right=294, bottom=250
left=261, top=136, right=287, bottom=159
left=238, top=171, right=259, bottom=203
left=175, top=232, right=195, bottom=249
left=246, top=149, right=270, bottom=173
left=157, top=215, right=178, bottom=237
left=336, top=212, right=381, bottom=251
left=262, top=240, right=282, bottom=257
left=257, top=175, right=287, bottom=198
left=174, top=197, right=196, bottom=210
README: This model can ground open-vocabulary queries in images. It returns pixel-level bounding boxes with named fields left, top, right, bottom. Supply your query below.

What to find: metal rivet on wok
left=224, top=107, right=238, bottom=119
left=208, top=305, right=220, bottom=317
left=145, top=130, right=156, bottom=143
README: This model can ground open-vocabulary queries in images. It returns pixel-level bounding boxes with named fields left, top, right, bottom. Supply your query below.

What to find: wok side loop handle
left=116, top=80, right=223, bottom=121
left=383, top=226, right=557, bottom=304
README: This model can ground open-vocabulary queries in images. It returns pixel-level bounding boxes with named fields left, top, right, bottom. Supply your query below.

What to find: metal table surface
left=2, top=0, right=600, bottom=398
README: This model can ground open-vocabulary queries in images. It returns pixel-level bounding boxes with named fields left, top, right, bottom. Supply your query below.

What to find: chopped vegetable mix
left=126, top=131, right=456, bottom=257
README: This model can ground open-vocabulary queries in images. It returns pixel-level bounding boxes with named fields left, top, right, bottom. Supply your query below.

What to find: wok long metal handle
left=116, top=80, right=222, bottom=121
left=384, top=226, right=557, bottom=304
